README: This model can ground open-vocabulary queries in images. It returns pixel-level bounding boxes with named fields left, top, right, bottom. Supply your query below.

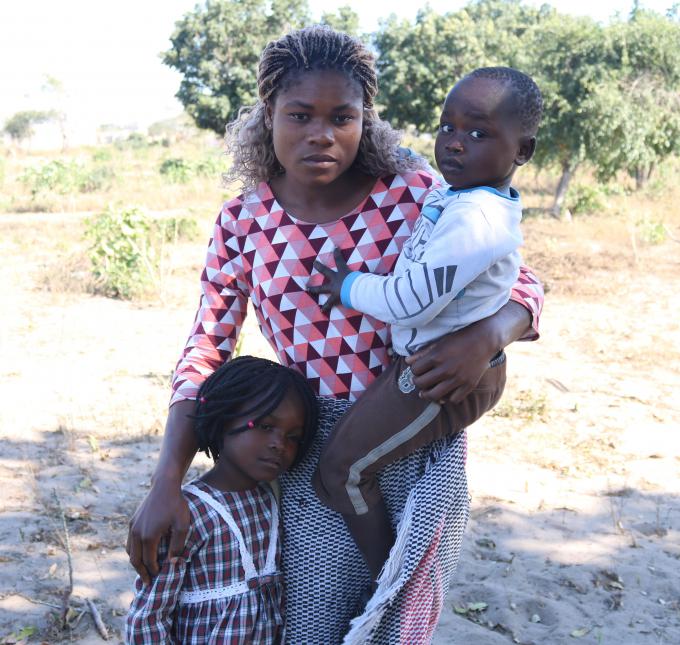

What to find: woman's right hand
left=126, top=478, right=191, bottom=584
left=126, top=399, right=198, bottom=583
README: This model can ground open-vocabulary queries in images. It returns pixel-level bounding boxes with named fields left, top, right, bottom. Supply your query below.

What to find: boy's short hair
left=465, top=67, right=543, bottom=136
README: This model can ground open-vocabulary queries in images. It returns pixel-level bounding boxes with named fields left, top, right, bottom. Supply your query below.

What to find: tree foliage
left=163, top=0, right=310, bottom=134
left=3, top=110, right=54, bottom=142
left=165, top=0, right=680, bottom=212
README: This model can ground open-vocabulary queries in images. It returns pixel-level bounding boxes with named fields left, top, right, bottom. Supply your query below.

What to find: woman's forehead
left=275, top=69, right=364, bottom=106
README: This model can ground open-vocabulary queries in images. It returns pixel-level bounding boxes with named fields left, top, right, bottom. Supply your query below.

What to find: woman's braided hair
left=192, top=356, right=318, bottom=466
left=225, top=25, right=424, bottom=192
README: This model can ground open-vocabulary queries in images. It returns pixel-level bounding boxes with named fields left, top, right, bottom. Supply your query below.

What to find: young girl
left=126, top=356, right=317, bottom=643
left=127, top=26, right=544, bottom=644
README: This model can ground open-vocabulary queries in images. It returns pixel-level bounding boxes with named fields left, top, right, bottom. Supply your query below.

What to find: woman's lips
left=302, top=154, right=337, bottom=166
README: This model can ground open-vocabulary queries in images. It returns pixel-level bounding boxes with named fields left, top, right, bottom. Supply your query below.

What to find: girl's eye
left=439, top=123, right=454, bottom=134
left=470, top=130, right=486, bottom=140
left=257, top=422, right=274, bottom=431
left=289, top=113, right=309, bottom=121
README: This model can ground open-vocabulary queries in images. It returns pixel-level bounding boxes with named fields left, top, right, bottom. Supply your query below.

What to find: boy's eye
left=439, top=123, right=454, bottom=134
left=469, top=130, right=486, bottom=140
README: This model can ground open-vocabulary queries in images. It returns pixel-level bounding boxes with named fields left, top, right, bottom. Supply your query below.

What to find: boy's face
left=434, top=76, right=535, bottom=191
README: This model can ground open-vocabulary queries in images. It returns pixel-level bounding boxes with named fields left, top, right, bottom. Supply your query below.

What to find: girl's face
left=215, top=388, right=306, bottom=490
left=267, top=69, right=364, bottom=189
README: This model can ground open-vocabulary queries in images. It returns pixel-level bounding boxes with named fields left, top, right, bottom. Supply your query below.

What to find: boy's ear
left=515, top=136, right=536, bottom=166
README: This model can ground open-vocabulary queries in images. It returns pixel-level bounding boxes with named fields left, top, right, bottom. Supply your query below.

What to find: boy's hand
left=308, top=248, right=352, bottom=314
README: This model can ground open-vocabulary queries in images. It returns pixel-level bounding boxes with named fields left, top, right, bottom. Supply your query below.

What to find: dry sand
left=0, top=212, right=678, bottom=644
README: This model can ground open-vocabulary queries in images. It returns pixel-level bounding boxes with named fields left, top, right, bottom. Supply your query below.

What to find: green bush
left=637, top=218, right=667, bottom=244
left=159, top=157, right=193, bottom=183
left=153, top=215, right=201, bottom=243
left=566, top=183, right=606, bottom=215
left=85, top=206, right=156, bottom=299
left=92, top=147, right=113, bottom=162
left=20, top=160, right=114, bottom=197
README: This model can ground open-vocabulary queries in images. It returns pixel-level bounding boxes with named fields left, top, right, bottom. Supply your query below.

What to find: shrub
left=20, top=160, right=114, bottom=197
left=566, top=183, right=606, bottom=215
left=159, top=157, right=193, bottom=183
left=85, top=206, right=156, bottom=299
left=153, top=215, right=200, bottom=243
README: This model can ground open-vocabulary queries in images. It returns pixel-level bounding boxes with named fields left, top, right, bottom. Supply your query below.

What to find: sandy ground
left=0, top=212, right=679, bottom=644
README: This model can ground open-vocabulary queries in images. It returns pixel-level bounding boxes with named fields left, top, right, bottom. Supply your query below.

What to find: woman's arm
left=127, top=400, right=196, bottom=584
left=406, top=265, right=543, bottom=403
left=128, top=207, right=249, bottom=581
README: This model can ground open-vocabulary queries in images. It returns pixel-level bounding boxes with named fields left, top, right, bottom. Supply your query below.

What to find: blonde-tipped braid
left=225, top=25, right=424, bottom=193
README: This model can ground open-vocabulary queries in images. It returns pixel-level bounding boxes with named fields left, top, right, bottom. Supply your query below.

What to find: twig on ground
left=0, top=591, right=62, bottom=610
left=52, top=489, right=74, bottom=626
left=86, top=598, right=110, bottom=640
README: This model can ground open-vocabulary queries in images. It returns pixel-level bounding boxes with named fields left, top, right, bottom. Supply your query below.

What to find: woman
left=127, top=26, right=542, bottom=643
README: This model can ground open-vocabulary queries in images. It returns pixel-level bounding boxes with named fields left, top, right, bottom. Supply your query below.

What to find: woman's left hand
left=405, top=323, right=496, bottom=404
left=405, top=300, right=531, bottom=403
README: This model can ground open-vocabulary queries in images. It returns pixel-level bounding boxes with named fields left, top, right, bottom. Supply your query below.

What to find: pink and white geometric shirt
left=171, top=171, right=543, bottom=405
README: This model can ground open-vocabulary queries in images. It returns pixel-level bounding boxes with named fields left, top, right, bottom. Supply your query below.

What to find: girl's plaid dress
left=126, top=480, right=283, bottom=644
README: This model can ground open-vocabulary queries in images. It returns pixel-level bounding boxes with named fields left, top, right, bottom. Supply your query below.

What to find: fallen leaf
left=468, top=602, right=488, bottom=612
left=571, top=627, right=591, bottom=638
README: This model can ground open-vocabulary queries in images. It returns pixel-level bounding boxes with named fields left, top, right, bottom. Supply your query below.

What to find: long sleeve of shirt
left=340, top=188, right=523, bottom=353
left=170, top=209, right=249, bottom=405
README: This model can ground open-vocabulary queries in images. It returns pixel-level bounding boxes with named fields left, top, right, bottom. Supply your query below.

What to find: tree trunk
left=634, top=164, right=655, bottom=190
left=551, top=160, right=576, bottom=220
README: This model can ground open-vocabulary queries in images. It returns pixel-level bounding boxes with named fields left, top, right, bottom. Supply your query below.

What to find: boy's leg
left=313, top=352, right=506, bottom=579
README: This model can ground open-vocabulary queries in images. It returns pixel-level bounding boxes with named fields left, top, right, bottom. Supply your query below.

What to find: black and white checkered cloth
left=280, top=396, right=470, bottom=644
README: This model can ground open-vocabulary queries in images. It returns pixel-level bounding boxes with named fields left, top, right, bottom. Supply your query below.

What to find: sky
left=0, top=0, right=674, bottom=131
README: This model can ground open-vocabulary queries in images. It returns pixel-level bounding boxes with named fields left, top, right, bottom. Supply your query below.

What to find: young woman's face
left=267, top=69, right=364, bottom=188
left=217, top=388, right=306, bottom=490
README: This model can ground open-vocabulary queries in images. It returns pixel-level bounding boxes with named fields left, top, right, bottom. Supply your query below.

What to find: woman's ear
left=515, top=136, right=536, bottom=166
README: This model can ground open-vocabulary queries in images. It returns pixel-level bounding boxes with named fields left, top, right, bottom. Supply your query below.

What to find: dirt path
left=1, top=213, right=678, bottom=643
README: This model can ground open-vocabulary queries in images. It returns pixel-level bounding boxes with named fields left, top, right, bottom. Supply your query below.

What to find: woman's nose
left=308, top=120, right=334, bottom=145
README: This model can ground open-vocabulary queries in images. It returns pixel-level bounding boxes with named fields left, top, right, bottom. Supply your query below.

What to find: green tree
left=528, top=14, right=617, bottom=215
left=321, top=5, right=360, bottom=36
left=373, top=0, right=550, bottom=134
left=603, top=10, right=680, bottom=188
left=163, top=0, right=309, bottom=134
left=3, top=110, right=54, bottom=143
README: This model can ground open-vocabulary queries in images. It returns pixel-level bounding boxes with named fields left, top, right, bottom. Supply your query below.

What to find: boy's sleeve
left=510, top=265, right=544, bottom=340
left=342, top=203, right=522, bottom=329
left=171, top=209, right=249, bottom=405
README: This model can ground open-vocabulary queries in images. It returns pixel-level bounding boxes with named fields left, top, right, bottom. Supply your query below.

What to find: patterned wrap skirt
left=280, top=396, right=470, bottom=644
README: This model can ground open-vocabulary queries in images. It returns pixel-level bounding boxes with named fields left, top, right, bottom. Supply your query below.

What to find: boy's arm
left=311, top=204, right=521, bottom=326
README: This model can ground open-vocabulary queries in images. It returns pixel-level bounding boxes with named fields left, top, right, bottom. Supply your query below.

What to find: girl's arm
left=128, top=207, right=248, bottom=581
left=406, top=265, right=543, bottom=402
left=126, top=530, right=193, bottom=642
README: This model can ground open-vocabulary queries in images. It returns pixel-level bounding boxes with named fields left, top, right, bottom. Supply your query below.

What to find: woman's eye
left=439, top=124, right=454, bottom=134
left=334, top=115, right=354, bottom=124
left=470, top=130, right=486, bottom=140
left=289, top=113, right=309, bottom=121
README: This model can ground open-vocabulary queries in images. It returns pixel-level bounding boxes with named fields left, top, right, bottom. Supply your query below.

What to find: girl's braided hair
left=193, top=356, right=318, bottom=466
left=225, top=25, right=424, bottom=192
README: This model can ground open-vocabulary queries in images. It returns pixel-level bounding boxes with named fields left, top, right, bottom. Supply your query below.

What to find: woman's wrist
left=151, top=399, right=199, bottom=488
